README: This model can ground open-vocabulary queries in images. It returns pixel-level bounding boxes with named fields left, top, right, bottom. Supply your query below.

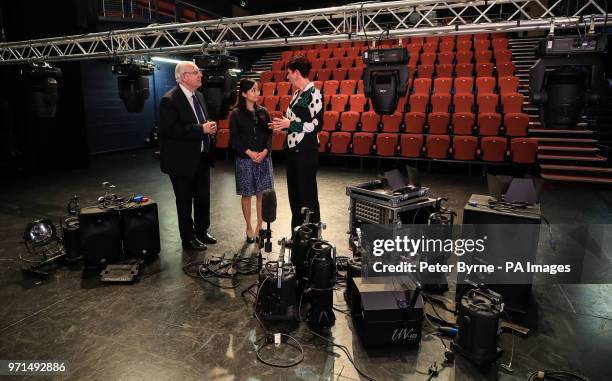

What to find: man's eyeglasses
left=184, top=70, right=202, bottom=76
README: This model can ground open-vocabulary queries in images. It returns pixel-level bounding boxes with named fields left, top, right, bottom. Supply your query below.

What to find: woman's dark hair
left=238, top=78, right=258, bottom=111
left=287, top=55, right=311, bottom=78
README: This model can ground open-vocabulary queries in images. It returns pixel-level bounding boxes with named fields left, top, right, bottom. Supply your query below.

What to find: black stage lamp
left=363, top=47, right=409, bottom=115
left=112, top=60, right=155, bottom=113
left=21, top=62, right=62, bottom=118
left=194, top=44, right=240, bottom=121
left=22, top=219, right=68, bottom=278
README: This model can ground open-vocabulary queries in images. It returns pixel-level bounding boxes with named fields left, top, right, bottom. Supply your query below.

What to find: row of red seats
left=272, top=56, right=365, bottom=71
left=215, top=126, right=536, bottom=163
left=281, top=47, right=367, bottom=62
left=262, top=130, right=536, bottom=164
left=263, top=62, right=516, bottom=83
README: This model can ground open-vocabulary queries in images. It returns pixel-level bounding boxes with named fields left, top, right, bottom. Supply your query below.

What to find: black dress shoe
left=199, top=232, right=217, bottom=244
left=246, top=235, right=255, bottom=244
left=182, top=238, right=207, bottom=251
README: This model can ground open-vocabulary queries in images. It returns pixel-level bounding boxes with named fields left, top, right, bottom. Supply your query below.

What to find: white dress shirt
left=179, top=83, right=206, bottom=152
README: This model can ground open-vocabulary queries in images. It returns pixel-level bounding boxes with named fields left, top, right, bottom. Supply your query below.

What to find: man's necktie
left=192, top=94, right=210, bottom=153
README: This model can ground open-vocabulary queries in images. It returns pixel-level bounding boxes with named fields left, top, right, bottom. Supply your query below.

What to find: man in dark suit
left=159, top=61, right=218, bottom=251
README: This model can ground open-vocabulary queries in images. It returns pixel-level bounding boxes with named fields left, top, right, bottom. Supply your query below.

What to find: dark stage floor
left=0, top=149, right=611, bottom=381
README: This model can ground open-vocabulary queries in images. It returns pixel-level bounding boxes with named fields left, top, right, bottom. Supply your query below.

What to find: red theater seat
left=405, top=94, right=428, bottom=133
left=421, top=53, right=437, bottom=65
left=433, top=78, right=452, bottom=94
left=400, top=134, right=424, bottom=157
left=381, top=113, right=403, bottom=133
left=330, top=132, right=351, bottom=153
left=339, top=80, right=357, bottom=95
left=323, top=80, right=340, bottom=96
left=311, top=58, right=325, bottom=70
left=318, top=131, right=330, bottom=152
left=272, top=130, right=286, bottom=151
left=279, top=95, right=293, bottom=113
left=477, top=93, right=501, bottom=135
left=480, top=137, right=508, bottom=162
left=346, top=47, right=360, bottom=57
left=215, top=129, right=230, bottom=148
left=474, top=39, right=491, bottom=51
left=456, top=50, right=473, bottom=64
left=476, top=77, right=496, bottom=94
left=261, top=82, right=276, bottom=97
left=340, top=57, right=354, bottom=68
left=475, top=50, right=492, bottom=63
left=322, top=111, right=340, bottom=131
left=498, top=76, right=519, bottom=94
left=495, top=49, right=513, bottom=63
left=333, top=47, right=347, bottom=59
left=319, top=49, right=332, bottom=60
left=475, top=63, right=494, bottom=77
left=272, top=70, right=285, bottom=82
left=413, top=78, right=432, bottom=94
left=276, top=82, right=291, bottom=96
left=501, top=93, right=525, bottom=113
left=428, top=93, right=451, bottom=134
left=340, top=111, right=360, bottom=132
left=436, top=64, right=454, bottom=78
left=418, top=65, right=435, bottom=78
left=281, top=51, right=293, bottom=61
left=264, top=96, right=279, bottom=111
left=313, top=81, right=323, bottom=91
left=455, top=63, right=474, bottom=77
left=454, top=77, right=474, bottom=95
left=306, top=50, right=319, bottom=61
left=349, top=94, right=367, bottom=112
left=376, top=133, right=399, bottom=156
left=438, top=51, right=455, bottom=65
left=330, top=94, right=349, bottom=112
left=360, top=112, right=380, bottom=132
left=504, top=114, right=529, bottom=137
left=271, top=60, right=285, bottom=71
left=422, top=43, right=437, bottom=53
left=426, top=135, right=450, bottom=159
left=348, top=67, right=364, bottom=81
left=326, top=58, right=339, bottom=69
left=452, top=93, right=475, bottom=135
left=317, top=69, right=332, bottom=81
left=260, top=71, right=273, bottom=83
left=452, top=136, right=478, bottom=160
left=457, top=39, right=472, bottom=52
left=332, top=68, right=348, bottom=81
left=496, top=62, right=516, bottom=77
left=352, top=132, right=375, bottom=155
left=439, top=41, right=455, bottom=52
left=492, top=38, right=509, bottom=51
left=510, top=138, right=538, bottom=163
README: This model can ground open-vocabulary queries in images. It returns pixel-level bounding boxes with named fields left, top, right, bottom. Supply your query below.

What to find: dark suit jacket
left=159, top=85, right=212, bottom=177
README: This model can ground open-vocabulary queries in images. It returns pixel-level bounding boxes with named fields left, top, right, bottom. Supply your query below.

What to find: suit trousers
left=286, top=149, right=320, bottom=230
left=169, top=154, right=210, bottom=243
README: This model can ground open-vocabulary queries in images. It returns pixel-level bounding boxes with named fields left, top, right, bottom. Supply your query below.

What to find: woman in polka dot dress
left=269, top=56, right=324, bottom=230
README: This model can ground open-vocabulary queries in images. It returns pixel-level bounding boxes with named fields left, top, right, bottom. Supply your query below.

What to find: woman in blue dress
left=229, top=79, right=274, bottom=242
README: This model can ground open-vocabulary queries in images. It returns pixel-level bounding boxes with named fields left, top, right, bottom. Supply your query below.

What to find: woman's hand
left=254, top=149, right=267, bottom=164
left=268, top=117, right=290, bottom=131
left=246, top=149, right=258, bottom=162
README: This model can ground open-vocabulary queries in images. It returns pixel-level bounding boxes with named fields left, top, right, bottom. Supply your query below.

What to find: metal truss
left=0, top=0, right=610, bottom=64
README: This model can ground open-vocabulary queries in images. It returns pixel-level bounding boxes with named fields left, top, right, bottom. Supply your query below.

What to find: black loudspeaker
left=78, top=207, right=123, bottom=268
left=23, top=65, right=62, bottom=119
left=451, top=287, right=503, bottom=365
left=363, top=48, right=409, bottom=115
left=121, top=201, right=160, bottom=260
left=118, top=76, right=150, bottom=113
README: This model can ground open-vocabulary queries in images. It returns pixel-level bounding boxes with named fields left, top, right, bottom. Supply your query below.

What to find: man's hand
left=268, top=117, right=290, bottom=131
left=202, top=121, right=217, bottom=134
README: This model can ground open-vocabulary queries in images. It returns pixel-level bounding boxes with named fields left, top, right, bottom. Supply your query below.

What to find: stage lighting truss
left=0, top=0, right=609, bottom=64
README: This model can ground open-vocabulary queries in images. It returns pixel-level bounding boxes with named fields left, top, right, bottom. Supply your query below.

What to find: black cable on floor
left=527, top=369, right=589, bottom=381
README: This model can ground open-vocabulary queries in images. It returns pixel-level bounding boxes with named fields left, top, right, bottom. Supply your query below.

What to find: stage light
left=530, top=32, right=606, bottom=128
left=21, top=62, right=62, bottom=119
left=112, top=59, right=155, bottom=113
left=194, top=44, right=240, bottom=120
left=363, top=47, right=409, bottom=115
left=23, top=219, right=57, bottom=247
